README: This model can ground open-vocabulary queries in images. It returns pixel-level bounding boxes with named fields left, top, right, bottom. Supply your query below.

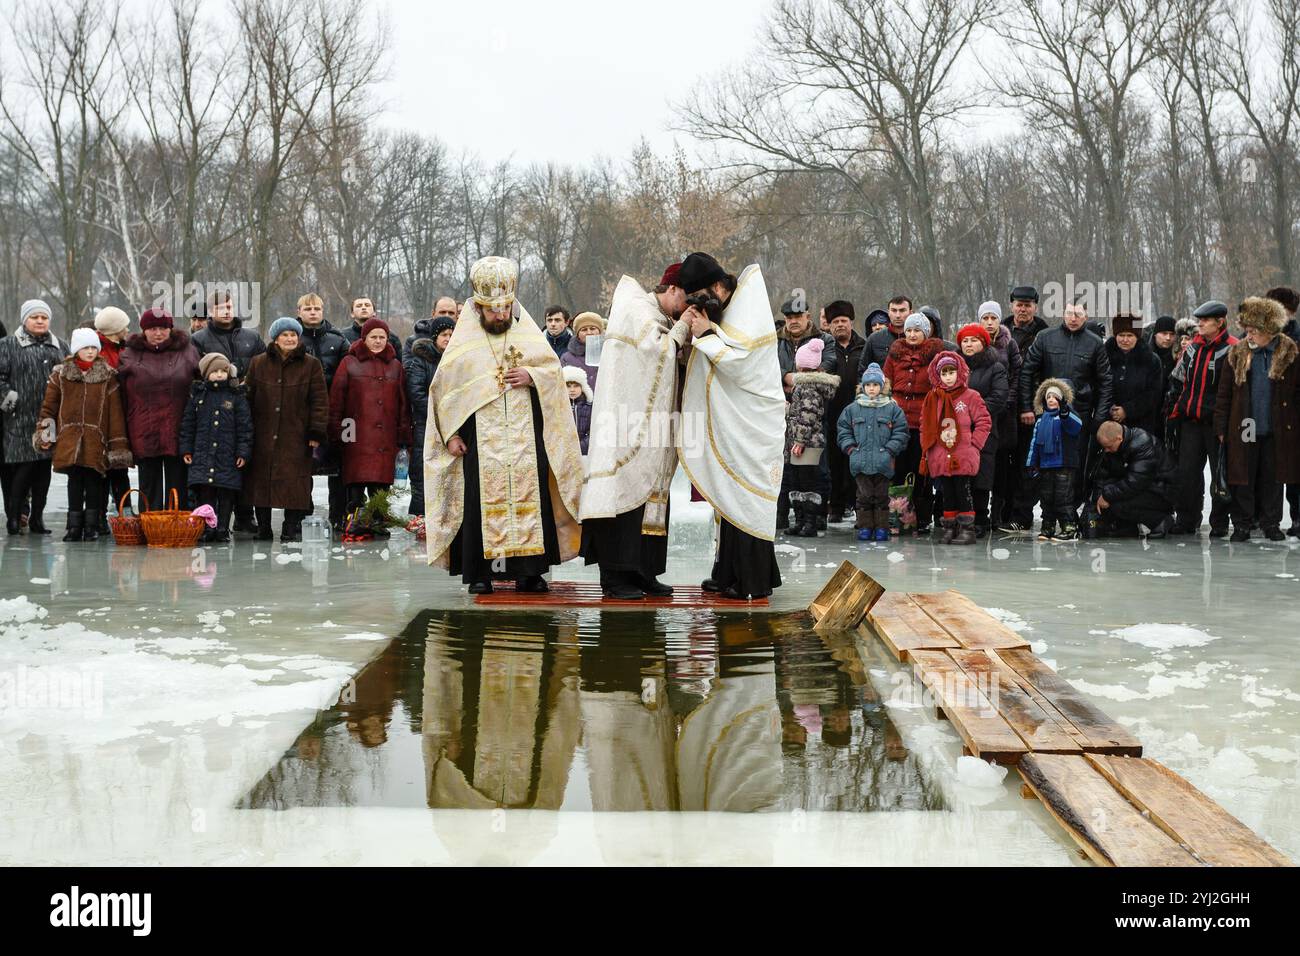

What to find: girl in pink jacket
left=920, top=351, right=991, bottom=545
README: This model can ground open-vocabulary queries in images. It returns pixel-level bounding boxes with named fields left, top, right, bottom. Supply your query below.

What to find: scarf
left=1034, top=408, right=1064, bottom=461
left=855, top=392, right=889, bottom=408
left=75, top=356, right=95, bottom=372
left=920, top=384, right=964, bottom=461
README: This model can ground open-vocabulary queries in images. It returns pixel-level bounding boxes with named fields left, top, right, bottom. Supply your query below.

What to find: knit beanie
left=795, top=337, right=825, bottom=370
left=20, top=299, right=52, bottom=326
left=861, top=362, right=885, bottom=387
left=935, top=353, right=960, bottom=374
left=268, top=316, right=303, bottom=341
left=360, top=317, right=390, bottom=340
left=430, top=316, right=455, bottom=337
left=957, top=323, right=990, bottom=347
left=69, top=328, right=100, bottom=355
left=139, top=307, right=174, bottom=331
left=198, top=353, right=232, bottom=380
left=93, top=306, right=131, bottom=336
left=977, top=300, right=1002, bottom=322
left=1153, top=315, right=1176, bottom=334
left=904, top=312, right=930, bottom=334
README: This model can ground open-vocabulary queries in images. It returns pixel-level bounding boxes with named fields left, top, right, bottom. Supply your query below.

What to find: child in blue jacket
left=1027, top=377, right=1084, bottom=540
left=837, top=363, right=909, bottom=541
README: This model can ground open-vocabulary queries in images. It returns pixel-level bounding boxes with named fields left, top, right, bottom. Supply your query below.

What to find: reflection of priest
left=676, top=252, right=785, bottom=599
left=579, top=263, right=691, bottom=599
left=423, top=257, right=584, bottom=593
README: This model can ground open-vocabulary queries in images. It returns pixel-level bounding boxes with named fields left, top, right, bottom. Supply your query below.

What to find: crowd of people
left=775, top=284, right=1300, bottom=543
left=1, top=272, right=1297, bottom=571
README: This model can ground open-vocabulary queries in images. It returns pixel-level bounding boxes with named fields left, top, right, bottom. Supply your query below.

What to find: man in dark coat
left=403, top=316, right=453, bottom=518
left=297, top=293, right=350, bottom=528
left=1084, top=421, right=1176, bottom=538
left=1167, top=299, right=1236, bottom=535
left=340, top=296, right=402, bottom=352
left=542, top=305, right=573, bottom=358
left=1214, top=296, right=1300, bottom=542
left=823, top=300, right=865, bottom=521
left=191, top=295, right=265, bottom=379
left=1017, top=300, right=1113, bottom=523
left=999, top=285, right=1048, bottom=530
left=1105, top=313, right=1164, bottom=438
left=858, top=295, right=913, bottom=375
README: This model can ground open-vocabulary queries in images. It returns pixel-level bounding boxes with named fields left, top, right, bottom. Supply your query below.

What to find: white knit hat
left=978, top=300, right=1002, bottom=322
left=69, top=328, right=100, bottom=355
left=562, top=365, right=593, bottom=402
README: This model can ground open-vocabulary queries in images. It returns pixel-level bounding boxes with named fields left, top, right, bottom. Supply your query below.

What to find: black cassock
left=710, top=518, right=781, bottom=598
left=579, top=503, right=669, bottom=580
left=449, top=389, right=561, bottom=584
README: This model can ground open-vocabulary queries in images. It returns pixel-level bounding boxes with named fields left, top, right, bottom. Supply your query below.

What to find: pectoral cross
left=495, top=344, right=525, bottom=390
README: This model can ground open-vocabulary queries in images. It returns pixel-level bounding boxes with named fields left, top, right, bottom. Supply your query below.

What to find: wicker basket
left=108, top=489, right=149, bottom=546
left=140, top=489, right=206, bottom=549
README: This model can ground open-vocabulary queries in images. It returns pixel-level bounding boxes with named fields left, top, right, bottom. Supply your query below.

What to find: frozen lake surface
left=1, top=471, right=1297, bottom=865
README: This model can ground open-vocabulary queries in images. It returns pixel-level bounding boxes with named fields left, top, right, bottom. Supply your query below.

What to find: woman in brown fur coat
left=1214, top=296, right=1300, bottom=541
left=34, top=328, right=132, bottom=540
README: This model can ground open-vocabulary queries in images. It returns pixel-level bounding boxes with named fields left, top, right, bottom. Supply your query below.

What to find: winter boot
left=62, top=512, right=84, bottom=542
left=798, top=493, right=822, bottom=537
left=937, top=516, right=956, bottom=544
left=601, top=570, right=645, bottom=600
left=28, top=513, right=51, bottom=535
left=82, top=510, right=101, bottom=541
left=952, top=513, right=977, bottom=545
left=640, top=574, right=673, bottom=597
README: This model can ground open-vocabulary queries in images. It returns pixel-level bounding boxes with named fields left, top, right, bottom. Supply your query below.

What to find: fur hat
left=562, top=364, right=593, bottom=402
left=139, top=307, right=174, bottom=331
left=198, top=353, right=232, bottom=380
left=93, top=306, right=131, bottom=336
left=69, top=328, right=100, bottom=355
left=1033, top=377, right=1075, bottom=414
left=956, top=323, right=990, bottom=347
left=1237, top=296, right=1286, bottom=336
left=268, top=316, right=302, bottom=341
left=861, top=362, right=885, bottom=387
left=977, top=300, right=1002, bottom=322
left=1111, top=312, right=1142, bottom=337
left=572, top=312, right=605, bottom=336
left=1175, top=317, right=1198, bottom=338
left=904, top=312, right=930, bottom=334
left=795, top=337, right=825, bottom=370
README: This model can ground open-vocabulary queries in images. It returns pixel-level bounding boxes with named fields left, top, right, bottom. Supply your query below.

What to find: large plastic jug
left=301, top=515, right=330, bottom=544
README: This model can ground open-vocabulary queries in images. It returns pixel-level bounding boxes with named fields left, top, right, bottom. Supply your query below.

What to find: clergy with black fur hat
left=676, top=252, right=785, bottom=600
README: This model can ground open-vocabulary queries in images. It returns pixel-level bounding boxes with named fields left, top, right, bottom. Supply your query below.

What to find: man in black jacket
left=1084, top=422, right=1176, bottom=538
left=999, top=285, right=1049, bottom=529
left=1265, top=286, right=1300, bottom=535
left=824, top=300, right=865, bottom=522
left=1167, top=300, right=1236, bottom=536
left=857, top=294, right=912, bottom=376
left=191, top=291, right=266, bottom=379
left=340, top=296, right=402, bottom=352
left=297, top=292, right=350, bottom=529
left=1017, top=300, right=1113, bottom=523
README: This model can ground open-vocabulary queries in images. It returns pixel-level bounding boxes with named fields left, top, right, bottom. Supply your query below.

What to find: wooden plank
left=909, top=650, right=1027, bottom=764
left=865, top=591, right=959, bottom=662
left=981, top=649, right=1093, bottom=751
left=909, top=590, right=1031, bottom=651
left=1087, top=755, right=1293, bottom=867
left=948, top=649, right=1082, bottom=754
left=808, top=561, right=859, bottom=622
left=1018, top=754, right=1200, bottom=867
left=815, top=566, right=884, bottom=633
left=997, top=649, right=1143, bottom=756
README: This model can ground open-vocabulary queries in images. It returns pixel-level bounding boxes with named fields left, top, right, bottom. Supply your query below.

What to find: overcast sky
left=375, top=0, right=768, bottom=166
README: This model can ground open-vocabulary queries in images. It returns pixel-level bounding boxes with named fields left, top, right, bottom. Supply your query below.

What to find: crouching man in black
left=1082, top=420, right=1177, bottom=539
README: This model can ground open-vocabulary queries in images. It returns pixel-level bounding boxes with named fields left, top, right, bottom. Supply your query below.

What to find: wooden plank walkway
left=1020, top=753, right=1292, bottom=868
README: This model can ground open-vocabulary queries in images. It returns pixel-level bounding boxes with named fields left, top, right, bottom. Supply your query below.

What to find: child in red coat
left=920, top=351, right=992, bottom=544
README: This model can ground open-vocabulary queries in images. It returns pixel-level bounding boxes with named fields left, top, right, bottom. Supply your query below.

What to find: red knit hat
left=139, top=307, right=174, bottom=331
left=957, top=323, right=990, bottom=347
left=659, top=263, right=681, bottom=287
left=360, top=317, right=390, bottom=339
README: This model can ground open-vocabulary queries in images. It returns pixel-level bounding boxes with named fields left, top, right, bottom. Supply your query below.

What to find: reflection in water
left=241, top=610, right=942, bottom=813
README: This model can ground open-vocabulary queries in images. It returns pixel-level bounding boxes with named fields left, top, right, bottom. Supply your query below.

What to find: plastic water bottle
left=586, top=334, right=602, bottom=367
left=395, top=448, right=410, bottom=489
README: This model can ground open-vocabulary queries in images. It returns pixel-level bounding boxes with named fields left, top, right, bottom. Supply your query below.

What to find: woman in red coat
left=920, top=350, right=991, bottom=545
left=329, top=318, right=411, bottom=536
left=116, top=308, right=200, bottom=511
left=883, top=313, right=945, bottom=535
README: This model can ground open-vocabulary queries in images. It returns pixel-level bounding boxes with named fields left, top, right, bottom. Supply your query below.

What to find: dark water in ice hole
left=241, top=609, right=945, bottom=813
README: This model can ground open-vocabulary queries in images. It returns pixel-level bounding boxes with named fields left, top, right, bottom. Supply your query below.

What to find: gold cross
left=494, top=345, right=525, bottom=390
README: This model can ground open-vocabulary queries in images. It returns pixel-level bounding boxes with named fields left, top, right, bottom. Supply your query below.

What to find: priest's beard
left=479, top=313, right=512, bottom=336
